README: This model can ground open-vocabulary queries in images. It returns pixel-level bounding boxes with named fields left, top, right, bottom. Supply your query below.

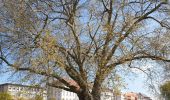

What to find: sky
left=123, top=75, right=153, bottom=99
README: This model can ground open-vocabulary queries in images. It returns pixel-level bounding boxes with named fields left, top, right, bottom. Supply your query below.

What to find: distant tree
left=160, top=81, right=170, bottom=100
left=0, top=92, right=13, bottom=100
left=0, top=0, right=170, bottom=100
left=17, top=97, right=25, bottom=100
left=49, top=98, right=56, bottom=100
left=34, top=95, right=43, bottom=100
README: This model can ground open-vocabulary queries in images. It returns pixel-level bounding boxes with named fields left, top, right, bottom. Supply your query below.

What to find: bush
left=160, top=81, right=170, bottom=100
left=34, top=95, right=43, bottom=100
left=17, top=97, right=25, bottom=100
left=0, top=92, right=13, bottom=100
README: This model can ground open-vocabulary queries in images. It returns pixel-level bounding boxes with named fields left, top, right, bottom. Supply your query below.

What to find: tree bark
left=91, top=74, right=105, bottom=100
left=91, top=68, right=110, bottom=100
left=91, top=80, right=102, bottom=100
left=77, top=90, right=94, bottom=100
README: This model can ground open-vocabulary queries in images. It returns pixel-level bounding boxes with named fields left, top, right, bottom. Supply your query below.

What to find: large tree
left=0, top=0, right=170, bottom=100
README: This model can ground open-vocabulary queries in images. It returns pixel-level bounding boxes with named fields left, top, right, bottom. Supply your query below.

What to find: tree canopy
left=0, top=0, right=170, bottom=100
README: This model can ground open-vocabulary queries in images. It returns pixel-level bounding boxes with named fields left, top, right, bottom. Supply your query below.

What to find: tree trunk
left=91, top=70, right=108, bottom=100
left=77, top=89, right=103, bottom=100
left=91, top=82, right=102, bottom=100
left=77, top=69, right=109, bottom=100
left=78, top=94, right=93, bottom=100
left=77, top=89, right=94, bottom=100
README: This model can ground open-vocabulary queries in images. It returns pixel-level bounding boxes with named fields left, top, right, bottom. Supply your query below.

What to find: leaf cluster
left=160, top=81, right=170, bottom=99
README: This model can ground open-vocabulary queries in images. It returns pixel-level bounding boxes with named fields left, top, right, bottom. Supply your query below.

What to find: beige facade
left=123, top=92, right=152, bottom=100
left=0, top=83, right=47, bottom=100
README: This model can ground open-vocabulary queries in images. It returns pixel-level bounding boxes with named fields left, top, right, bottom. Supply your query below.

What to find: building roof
left=124, top=92, right=138, bottom=98
left=65, top=79, right=79, bottom=88
left=0, top=83, right=44, bottom=89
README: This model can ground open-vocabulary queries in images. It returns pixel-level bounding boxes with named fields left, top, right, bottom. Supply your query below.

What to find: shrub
left=0, top=92, right=13, bottom=100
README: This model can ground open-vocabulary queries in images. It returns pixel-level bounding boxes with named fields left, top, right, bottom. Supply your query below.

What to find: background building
left=47, top=86, right=79, bottom=100
left=0, top=83, right=47, bottom=100
left=123, top=92, right=152, bottom=100
left=0, top=83, right=152, bottom=100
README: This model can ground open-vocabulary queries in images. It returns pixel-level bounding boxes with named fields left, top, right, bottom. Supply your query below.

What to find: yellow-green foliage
left=0, top=92, right=12, bottom=100
left=17, top=97, right=26, bottom=100
left=160, top=81, right=170, bottom=99
left=17, top=97, right=25, bottom=100
left=50, top=98, right=56, bottom=100
left=34, top=95, right=43, bottom=100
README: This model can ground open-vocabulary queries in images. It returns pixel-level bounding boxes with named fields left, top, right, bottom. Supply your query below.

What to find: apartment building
left=0, top=83, right=47, bottom=100
left=123, top=92, right=152, bottom=100
left=47, top=85, right=79, bottom=100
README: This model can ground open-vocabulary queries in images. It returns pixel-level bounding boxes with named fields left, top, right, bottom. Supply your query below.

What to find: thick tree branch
left=107, top=53, right=170, bottom=69
left=0, top=56, right=80, bottom=93
left=47, top=82, right=77, bottom=93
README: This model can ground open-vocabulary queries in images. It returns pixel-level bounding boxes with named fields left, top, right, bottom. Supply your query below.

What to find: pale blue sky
left=123, top=75, right=153, bottom=99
